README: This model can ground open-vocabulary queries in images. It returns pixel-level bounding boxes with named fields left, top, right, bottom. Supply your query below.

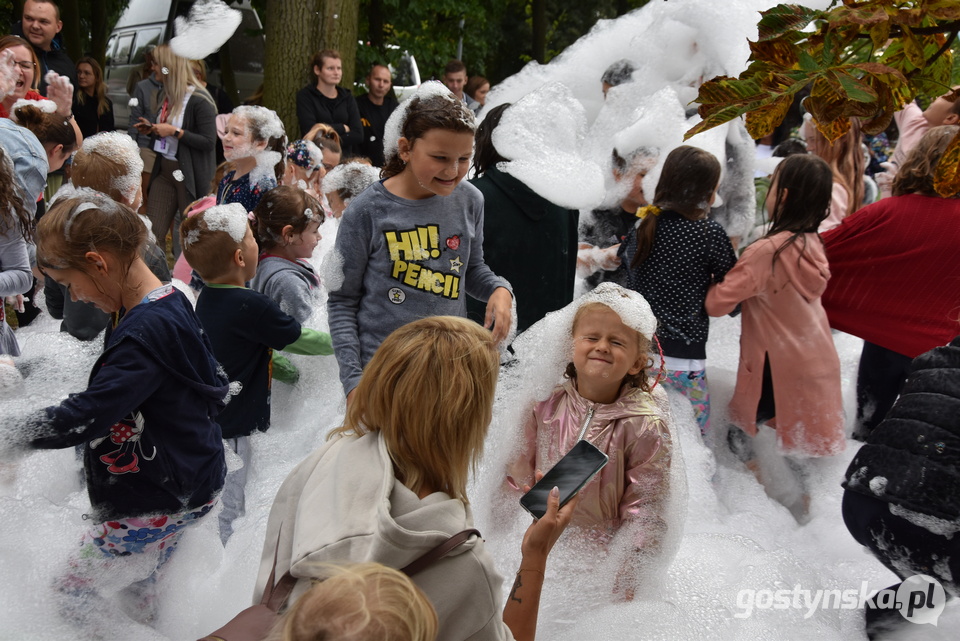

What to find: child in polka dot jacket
left=618, top=146, right=737, bottom=434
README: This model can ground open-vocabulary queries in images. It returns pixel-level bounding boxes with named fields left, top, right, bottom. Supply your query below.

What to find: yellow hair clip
left=636, top=205, right=661, bottom=220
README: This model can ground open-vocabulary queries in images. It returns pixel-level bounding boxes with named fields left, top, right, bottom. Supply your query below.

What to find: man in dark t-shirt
left=355, top=64, right=399, bottom=167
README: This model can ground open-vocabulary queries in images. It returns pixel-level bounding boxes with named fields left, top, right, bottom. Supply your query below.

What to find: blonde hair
left=331, top=316, right=499, bottom=502
left=306, top=122, right=342, bottom=156
left=268, top=563, right=438, bottom=641
left=151, top=44, right=214, bottom=122
left=565, top=302, right=653, bottom=392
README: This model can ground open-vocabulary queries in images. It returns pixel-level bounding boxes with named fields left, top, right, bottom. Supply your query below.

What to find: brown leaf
left=830, top=3, right=887, bottom=26
left=814, top=116, right=852, bottom=143
left=868, top=19, right=891, bottom=50
left=749, top=40, right=800, bottom=68
left=808, top=77, right=848, bottom=124
left=890, top=8, right=924, bottom=27
left=757, top=4, right=823, bottom=42
left=925, top=0, right=960, bottom=21
left=745, top=95, right=794, bottom=139
left=933, top=130, right=960, bottom=198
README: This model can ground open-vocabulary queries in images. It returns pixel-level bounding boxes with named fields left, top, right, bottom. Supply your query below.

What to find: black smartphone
left=519, top=440, right=608, bottom=519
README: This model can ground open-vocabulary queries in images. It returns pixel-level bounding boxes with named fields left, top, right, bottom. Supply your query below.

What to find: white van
left=104, top=0, right=264, bottom=128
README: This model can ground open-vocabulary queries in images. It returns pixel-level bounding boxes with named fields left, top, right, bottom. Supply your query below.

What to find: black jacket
left=10, top=22, right=76, bottom=95
left=844, top=336, right=960, bottom=520
left=296, top=84, right=363, bottom=155
left=356, top=92, right=399, bottom=166
left=468, top=167, right=578, bottom=333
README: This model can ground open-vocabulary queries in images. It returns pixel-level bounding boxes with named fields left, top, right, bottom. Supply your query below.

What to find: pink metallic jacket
left=507, top=380, right=671, bottom=547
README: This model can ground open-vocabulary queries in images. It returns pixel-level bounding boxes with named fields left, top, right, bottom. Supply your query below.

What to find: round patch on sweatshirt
left=388, top=288, right=406, bottom=304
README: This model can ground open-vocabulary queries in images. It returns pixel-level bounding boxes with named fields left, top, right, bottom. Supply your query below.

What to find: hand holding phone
left=520, top=440, right=608, bottom=519
left=134, top=118, right=153, bottom=134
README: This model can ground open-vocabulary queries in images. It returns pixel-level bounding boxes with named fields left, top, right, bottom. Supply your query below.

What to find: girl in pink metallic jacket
left=507, top=284, right=672, bottom=577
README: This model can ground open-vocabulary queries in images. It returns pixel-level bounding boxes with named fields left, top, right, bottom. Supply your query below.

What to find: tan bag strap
left=401, top=528, right=481, bottom=577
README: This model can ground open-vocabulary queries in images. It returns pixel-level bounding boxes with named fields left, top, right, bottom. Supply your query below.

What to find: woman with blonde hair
left=72, top=56, right=113, bottom=138
left=135, top=43, right=217, bottom=258
left=803, top=115, right=866, bottom=231
left=256, top=316, right=576, bottom=641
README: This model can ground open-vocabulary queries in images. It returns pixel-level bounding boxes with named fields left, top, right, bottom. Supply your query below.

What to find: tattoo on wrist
left=509, top=573, right=523, bottom=604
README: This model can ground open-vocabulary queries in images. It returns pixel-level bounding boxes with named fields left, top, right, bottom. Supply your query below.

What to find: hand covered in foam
left=875, top=161, right=897, bottom=199
left=44, top=71, right=74, bottom=118
left=0, top=49, right=16, bottom=102
left=577, top=243, right=621, bottom=278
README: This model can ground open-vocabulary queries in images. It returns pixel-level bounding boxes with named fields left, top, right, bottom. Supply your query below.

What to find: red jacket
left=821, top=194, right=960, bottom=358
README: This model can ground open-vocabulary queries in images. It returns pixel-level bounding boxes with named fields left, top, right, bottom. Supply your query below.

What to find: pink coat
left=706, top=232, right=845, bottom=456
left=507, top=380, right=671, bottom=547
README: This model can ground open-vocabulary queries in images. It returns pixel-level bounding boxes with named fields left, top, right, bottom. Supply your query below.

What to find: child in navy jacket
left=182, top=203, right=333, bottom=544
left=7, top=193, right=227, bottom=633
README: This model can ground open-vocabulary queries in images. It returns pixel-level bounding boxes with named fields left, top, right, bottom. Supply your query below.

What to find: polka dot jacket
left=618, top=210, right=737, bottom=359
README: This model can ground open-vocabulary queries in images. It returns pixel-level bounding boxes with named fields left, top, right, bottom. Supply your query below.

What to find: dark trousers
left=842, top=489, right=959, bottom=595
left=855, top=341, right=912, bottom=440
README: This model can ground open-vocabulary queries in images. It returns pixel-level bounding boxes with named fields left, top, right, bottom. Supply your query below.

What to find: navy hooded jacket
left=27, top=287, right=228, bottom=521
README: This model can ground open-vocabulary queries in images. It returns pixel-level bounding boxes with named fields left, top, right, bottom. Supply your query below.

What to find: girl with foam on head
left=326, top=81, right=513, bottom=401
left=618, top=145, right=738, bottom=436
left=251, top=185, right=325, bottom=325
left=2, top=191, right=227, bottom=633
left=507, top=282, right=673, bottom=599
left=217, top=104, right=287, bottom=211
left=707, top=153, right=845, bottom=518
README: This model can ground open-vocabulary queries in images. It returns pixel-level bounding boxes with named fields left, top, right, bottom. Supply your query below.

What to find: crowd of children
left=1, top=45, right=958, bottom=639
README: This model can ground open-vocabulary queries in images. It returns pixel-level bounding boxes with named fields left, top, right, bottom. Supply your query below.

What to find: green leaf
left=834, top=70, right=879, bottom=103
left=868, top=19, right=891, bottom=50
left=798, top=50, right=819, bottom=72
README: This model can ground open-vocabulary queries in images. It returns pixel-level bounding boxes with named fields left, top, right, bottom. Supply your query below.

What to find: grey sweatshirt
left=327, top=180, right=511, bottom=394
left=251, top=255, right=320, bottom=325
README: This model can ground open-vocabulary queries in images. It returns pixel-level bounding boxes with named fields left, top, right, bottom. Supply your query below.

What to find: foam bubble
left=200, top=203, right=249, bottom=243
left=169, top=0, right=243, bottom=60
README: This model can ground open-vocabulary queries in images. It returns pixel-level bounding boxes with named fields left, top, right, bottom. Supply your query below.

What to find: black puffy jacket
left=844, top=336, right=960, bottom=520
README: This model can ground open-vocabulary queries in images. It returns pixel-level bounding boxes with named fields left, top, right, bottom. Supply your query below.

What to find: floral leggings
left=663, top=369, right=710, bottom=435
left=57, top=500, right=215, bottom=629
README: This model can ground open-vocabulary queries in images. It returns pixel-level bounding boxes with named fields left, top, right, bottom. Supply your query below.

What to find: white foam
left=169, top=0, right=243, bottom=61
left=382, top=80, right=466, bottom=166
left=321, top=162, right=380, bottom=200
left=79, top=131, right=144, bottom=205
left=200, top=203, right=249, bottom=243
left=11, top=98, right=56, bottom=114
left=493, top=82, right=605, bottom=210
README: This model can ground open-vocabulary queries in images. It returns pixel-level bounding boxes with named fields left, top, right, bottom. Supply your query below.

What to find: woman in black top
left=295, top=49, right=362, bottom=155
left=73, top=57, right=114, bottom=138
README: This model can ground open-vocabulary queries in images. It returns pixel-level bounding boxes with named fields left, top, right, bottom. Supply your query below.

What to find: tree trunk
left=90, top=0, right=110, bottom=66
left=264, top=0, right=359, bottom=136
left=368, top=0, right=384, bottom=49
left=532, top=0, right=546, bottom=63
left=263, top=0, right=323, bottom=136
left=319, top=0, right=359, bottom=90
left=59, top=0, right=84, bottom=62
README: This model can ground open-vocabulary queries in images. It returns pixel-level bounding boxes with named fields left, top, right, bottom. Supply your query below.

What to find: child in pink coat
left=706, top=154, right=845, bottom=510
